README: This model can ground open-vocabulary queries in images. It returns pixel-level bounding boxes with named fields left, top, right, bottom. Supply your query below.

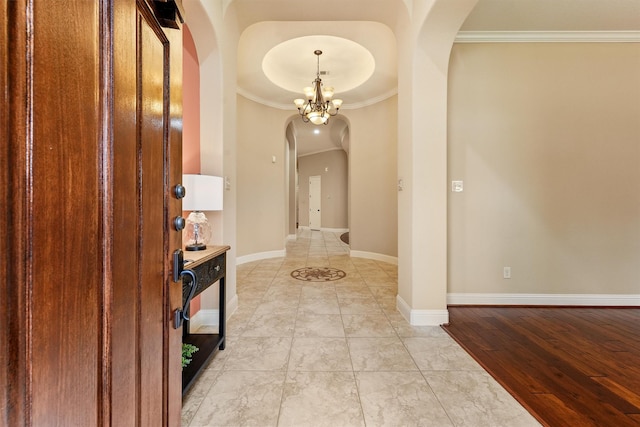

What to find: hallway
left=181, top=230, right=539, bottom=426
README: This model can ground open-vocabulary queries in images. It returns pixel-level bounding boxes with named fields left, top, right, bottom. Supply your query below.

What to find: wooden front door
left=1, top=0, right=184, bottom=425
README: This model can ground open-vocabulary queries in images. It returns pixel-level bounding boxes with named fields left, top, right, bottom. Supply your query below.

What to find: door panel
left=1, top=0, right=183, bottom=425
left=138, top=9, right=169, bottom=425
left=111, top=0, right=140, bottom=421
left=31, top=1, right=101, bottom=425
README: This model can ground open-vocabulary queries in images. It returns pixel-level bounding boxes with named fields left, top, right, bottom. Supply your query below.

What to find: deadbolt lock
left=174, top=216, right=186, bottom=231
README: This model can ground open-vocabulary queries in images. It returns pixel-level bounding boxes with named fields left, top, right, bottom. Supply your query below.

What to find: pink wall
left=183, top=25, right=200, bottom=174
left=182, top=25, right=202, bottom=315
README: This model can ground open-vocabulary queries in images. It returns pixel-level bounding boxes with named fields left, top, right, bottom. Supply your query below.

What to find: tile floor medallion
left=290, top=267, right=347, bottom=282
left=182, top=229, right=542, bottom=427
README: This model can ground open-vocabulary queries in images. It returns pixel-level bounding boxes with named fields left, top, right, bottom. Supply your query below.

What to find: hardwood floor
left=443, top=306, right=640, bottom=427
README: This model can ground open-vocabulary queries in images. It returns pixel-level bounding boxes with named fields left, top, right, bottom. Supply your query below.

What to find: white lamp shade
left=303, top=86, right=314, bottom=99
left=182, top=174, right=223, bottom=211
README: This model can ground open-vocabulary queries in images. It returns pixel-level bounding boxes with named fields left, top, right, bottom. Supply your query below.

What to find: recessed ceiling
left=237, top=21, right=397, bottom=110
left=263, top=36, right=375, bottom=95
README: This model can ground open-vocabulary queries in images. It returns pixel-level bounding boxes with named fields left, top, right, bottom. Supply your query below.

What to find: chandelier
left=293, top=50, right=343, bottom=125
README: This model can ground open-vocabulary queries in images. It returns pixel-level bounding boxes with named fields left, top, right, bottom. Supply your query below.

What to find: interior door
left=1, top=0, right=183, bottom=425
left=309, top=175, right=322, bottom=230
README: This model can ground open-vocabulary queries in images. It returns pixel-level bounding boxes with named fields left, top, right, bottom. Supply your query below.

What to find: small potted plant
left=182, top=343, right=199, bottom=368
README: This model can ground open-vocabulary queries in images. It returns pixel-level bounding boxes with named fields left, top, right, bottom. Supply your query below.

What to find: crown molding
left=237, top=87, right=398, bottom=111
left=237, top=88, right=288, bottom=110
left=455, top=31, right=640, bottom=43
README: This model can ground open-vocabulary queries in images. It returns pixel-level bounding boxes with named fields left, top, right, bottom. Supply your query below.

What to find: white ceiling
left=232, top=0, right=640, bottom=156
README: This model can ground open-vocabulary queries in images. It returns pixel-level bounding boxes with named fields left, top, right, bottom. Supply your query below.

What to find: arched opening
left=285, top=116, right=350, bottom=240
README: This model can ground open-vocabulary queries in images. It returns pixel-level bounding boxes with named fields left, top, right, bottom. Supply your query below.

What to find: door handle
left=172, top=249, right=198, bottom=329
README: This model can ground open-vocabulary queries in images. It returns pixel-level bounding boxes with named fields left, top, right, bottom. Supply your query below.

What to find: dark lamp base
left=185, top=243, right=207, bottom=251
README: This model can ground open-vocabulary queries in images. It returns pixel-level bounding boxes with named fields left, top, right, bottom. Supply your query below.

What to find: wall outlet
left=503, top=267, right=511, bottom=279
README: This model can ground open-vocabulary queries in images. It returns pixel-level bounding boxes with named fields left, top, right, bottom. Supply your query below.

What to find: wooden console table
left=181, top=245, right=230, bottom=396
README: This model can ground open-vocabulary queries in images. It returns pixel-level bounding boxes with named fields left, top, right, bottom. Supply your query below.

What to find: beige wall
left=448, top=42, right=640, bottom=295
left=298, top=149, right=348, bottom=229
left=236, top=95, right=290, bottom=257
left=348, top=95, right=398, bottom=257
left=286, top=129, right=297, bottom=237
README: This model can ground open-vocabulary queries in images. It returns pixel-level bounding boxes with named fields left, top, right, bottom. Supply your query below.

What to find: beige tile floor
left=182, top=230, right=541, bottom=427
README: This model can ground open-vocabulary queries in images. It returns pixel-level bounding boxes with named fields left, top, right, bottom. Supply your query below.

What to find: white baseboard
left=447, top=293, right=640, bottom=306
left=298, top=226, right=349, bottom=233
left=350, top=250, right=398, bottom=265
left=396, top=295, right=450, bottom=326
left=226, top=294, right=238, bottom=317
left=322, top=227, right=349, bottom=233
left=236, top=249, right=286, bottom=265
left=190, top=294, right=239, bottom=329
left=189, top=309, right=218, bottom=330
left=396, top=295, right=412, bottom=322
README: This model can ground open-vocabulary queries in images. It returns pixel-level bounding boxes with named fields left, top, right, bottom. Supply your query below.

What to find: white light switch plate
left=452, top=181, right=463, bottom=192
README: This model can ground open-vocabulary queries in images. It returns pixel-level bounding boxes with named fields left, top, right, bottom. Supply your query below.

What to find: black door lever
left=173, top=249, right=198, bottom=329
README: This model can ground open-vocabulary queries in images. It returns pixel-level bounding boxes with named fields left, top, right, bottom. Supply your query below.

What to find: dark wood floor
left=443, top=306, right=640, bottom=427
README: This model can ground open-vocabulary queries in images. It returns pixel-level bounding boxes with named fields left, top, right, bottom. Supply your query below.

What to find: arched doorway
left=285, top=117, right=350, bottom=239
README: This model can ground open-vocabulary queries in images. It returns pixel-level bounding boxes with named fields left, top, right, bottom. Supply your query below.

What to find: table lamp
left=182, top=174, right=223, bottom=251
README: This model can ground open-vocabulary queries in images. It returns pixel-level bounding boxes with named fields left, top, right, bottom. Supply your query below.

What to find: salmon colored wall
left=183, top=25, right=202, bottom=314
left=183, top=25, right=200, bottom=175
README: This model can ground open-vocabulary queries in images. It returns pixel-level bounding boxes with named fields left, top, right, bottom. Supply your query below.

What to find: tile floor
left=182, top=230, right=540, bottom=427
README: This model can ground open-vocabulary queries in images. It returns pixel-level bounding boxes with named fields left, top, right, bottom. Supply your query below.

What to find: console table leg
left=218, top=277, right=225, bottom=350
